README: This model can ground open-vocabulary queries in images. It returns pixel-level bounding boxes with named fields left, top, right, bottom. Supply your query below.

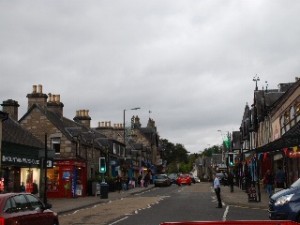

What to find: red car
left=0, top=193, right=59, bottom=225
left=176, top=174, right=192, bottom=186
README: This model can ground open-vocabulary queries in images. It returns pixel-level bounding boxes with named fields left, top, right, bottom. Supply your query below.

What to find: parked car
left=0, top=192, right=59, bottom=225
left=189, top=174, right=196, bottom=184
left=168, top=173, right=178, bottom=184
left=194, top=176, right=201, bottom=183
left=176, top=174, right=192, bottom=186
left=269, top=178, right=300, bottom=222
left=153, top=174, right=172, bottom=187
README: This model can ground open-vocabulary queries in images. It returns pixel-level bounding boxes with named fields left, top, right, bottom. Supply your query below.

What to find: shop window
left=51, top=137, right=61, bottom=154
left=47, top=167, right=59, bottom=192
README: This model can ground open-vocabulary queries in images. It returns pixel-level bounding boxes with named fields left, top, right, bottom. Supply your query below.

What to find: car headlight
left=274, top=194, right=294, bottom=206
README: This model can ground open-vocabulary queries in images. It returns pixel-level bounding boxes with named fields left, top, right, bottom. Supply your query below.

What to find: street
left=58, top=183, right=268, bottom=225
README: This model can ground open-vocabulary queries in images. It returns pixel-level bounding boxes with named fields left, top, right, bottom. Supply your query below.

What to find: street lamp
left=217, top=130, right=226, bottom=163
left=123, top=107, right=140, bottom=156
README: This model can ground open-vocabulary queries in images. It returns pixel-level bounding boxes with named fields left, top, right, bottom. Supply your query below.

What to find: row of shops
left=0, top=154, right=156, bottom=198
left=229, top=120, right=300, bottom=202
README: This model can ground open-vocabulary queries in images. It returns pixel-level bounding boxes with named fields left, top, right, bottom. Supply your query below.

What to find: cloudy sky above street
left=1, top=1, right=299, bottom=153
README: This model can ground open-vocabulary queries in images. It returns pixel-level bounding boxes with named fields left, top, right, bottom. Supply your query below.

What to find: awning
left=256, top=120, right=300, bottom=153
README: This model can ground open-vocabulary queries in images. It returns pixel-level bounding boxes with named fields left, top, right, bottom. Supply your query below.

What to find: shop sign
left=2, top=154, right=40, bottom=166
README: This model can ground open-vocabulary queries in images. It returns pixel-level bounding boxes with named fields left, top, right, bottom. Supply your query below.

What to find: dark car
left=167, top=173, right=178, bottom=184
left=153, top=174, right=172, bottom=187
left=269, top=178, right=300, bottom=222
left=0, top=192, right=59, bottom=225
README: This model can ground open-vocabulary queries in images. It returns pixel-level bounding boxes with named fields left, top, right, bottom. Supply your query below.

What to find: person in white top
left=213, top=174, right=222, bottom=208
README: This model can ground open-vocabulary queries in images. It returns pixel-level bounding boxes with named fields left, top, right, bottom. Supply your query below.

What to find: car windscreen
left=290, top=178, right=300, bottom=188
left=156, top=175, right=167, bottom=179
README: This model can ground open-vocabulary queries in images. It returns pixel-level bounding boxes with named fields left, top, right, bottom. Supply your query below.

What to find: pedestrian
left=213, top=173, right=222, bottom=208
left=20, top=182, right=25, bottom=192
left=228, top=172, right=234, bottom=192
left=144, top=172, right=150, bottom=187
left=115, top=176, right=122, bottom=193
left=31, top=180, right=38, bottom=195
left=275, top=166, right=285, bottom=189
left=264, top=169, right=274, bottom=197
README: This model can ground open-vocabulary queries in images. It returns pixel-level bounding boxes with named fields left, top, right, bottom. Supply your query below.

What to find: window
left=280, top=116, right=285, bottom=135
left=26, top=194, right=43, bottom=210
left=296, top=103, right=300, bottom=122
left=3, top=198, right=15, bottom=213
left=290, top=106, right=296, bottom=126
left=13, top=195, right=29, bottom=211
left=51, top=137, right=61, bottom=154
left=113, top=143, right=117, bottom=154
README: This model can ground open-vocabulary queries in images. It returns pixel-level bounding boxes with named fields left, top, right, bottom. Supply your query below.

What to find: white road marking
left=108, top=216, right=128, bottom=225
left=223, top=205, right=229, bottom=221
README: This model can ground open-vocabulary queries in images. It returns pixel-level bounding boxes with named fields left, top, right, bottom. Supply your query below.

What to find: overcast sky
left=1, top=1, right=299, bottom=153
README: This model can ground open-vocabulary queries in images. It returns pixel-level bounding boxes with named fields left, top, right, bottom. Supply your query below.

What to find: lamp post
left=217, top=130, right=224, bottom=163
left=123, top=107, right=140, bottom=156
left=44, top=133, right=48, bottom=205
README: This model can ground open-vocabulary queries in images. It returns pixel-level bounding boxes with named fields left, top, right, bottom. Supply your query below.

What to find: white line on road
left=108, top=216, right=128, bottom=225
left=222, top=205, right=229, bottom=221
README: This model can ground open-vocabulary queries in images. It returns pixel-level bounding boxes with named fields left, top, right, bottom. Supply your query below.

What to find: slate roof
left=19, top=104, right=113, bottom=149
left=3, top=117, right=44, bottom=149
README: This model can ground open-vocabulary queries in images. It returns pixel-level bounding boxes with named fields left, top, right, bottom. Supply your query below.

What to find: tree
left=160, top=139, right=190, bottom=173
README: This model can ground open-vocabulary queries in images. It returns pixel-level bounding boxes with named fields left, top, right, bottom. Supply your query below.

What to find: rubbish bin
left=100, top=182, right=109, bottom=199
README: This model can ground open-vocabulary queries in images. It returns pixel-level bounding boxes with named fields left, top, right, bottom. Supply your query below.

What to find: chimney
left=73, top=109, right=91, bottom=128
left=26, top=84, right=48, bottom=110
left=133, top=115, right=141, bottom=128
left=47, top=93, right=64, bottom=117
left=1, top=99, right=19, bottom=121
left=147, top=118, right=156, bottom=130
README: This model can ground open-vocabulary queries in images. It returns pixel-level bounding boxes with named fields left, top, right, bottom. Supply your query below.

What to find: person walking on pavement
left=213, top=173, right=222, bottom=208
left=264, top=169, right=274, bottom=197
left=275, top=166, right=285, bottom=189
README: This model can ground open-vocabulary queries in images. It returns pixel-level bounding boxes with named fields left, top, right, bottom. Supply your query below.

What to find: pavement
left=49, top=182, right=269, bottom=215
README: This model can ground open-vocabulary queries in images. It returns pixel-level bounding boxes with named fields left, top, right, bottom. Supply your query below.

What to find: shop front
left=1, top=142, right=42, bottom=194
left=47, top=159, right=87, bottom=198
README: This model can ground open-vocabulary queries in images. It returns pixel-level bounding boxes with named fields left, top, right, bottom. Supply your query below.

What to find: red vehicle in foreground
left=176, top=174, right=192, bottom=186
left=0, top=193, right=59, bottom=225
left=161, top=220, right=299, bottom=225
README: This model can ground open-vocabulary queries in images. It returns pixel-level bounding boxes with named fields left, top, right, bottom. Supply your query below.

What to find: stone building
left=95, top=115, right=161, bottom=179
left=237, top=77, right=300, bottom=200
left=16, top=84, right=121, bottom=198
left=0, top=102, right=52, bottom=195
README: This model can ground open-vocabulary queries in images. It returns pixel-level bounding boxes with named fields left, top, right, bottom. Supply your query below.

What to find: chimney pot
left=38, top=84, right=43, bottom=93
left=32, top=85, right=37, bottom=93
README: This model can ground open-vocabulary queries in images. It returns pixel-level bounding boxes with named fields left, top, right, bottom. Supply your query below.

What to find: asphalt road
left=59, top=183, right=268, bottom=225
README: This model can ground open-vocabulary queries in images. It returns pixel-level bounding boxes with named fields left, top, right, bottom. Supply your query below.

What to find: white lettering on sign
left=2, top=155, right=40, bottom=165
